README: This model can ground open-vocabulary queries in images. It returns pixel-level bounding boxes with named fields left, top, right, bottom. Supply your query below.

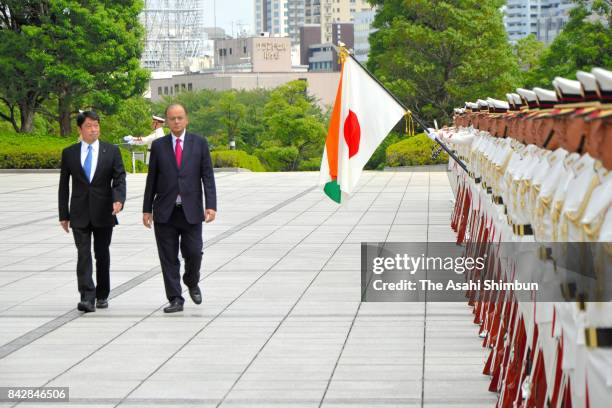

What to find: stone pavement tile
left=289, top=301, right=359, bottom=318
left=303, top=274, right=359, bottom=302
left=423, top=380, right=497, bottom=402
left=358, top=211, right=398, bottom=226
left=252, top=211, right=307, bottom=226
left=424, top=362, right=486, bottom=381
left=287, top=212, right=335, bottom=226
left=229, top=379, right=328, bottom=395
left=0, top=317, right=51, bottom=345
left=259, top=226, right=319, bottom=245
left=323, top=380, right=422, bottom=399
left=394, top=211, right=429, bottom=225
left=346, top=225, right=391, bottom=243
left=46, top=379, right=140, bottom=399
left=302, top=232, right=350, bottom=244
left=0, top=271, right=36, bottom=288
left=332, top=363, right=422, bottom=381
left=272, top=244, right=338, bottom=271
left=322, top=212, right=363, bottom=226
left=386, top=225, right=428, bottom=242
left=322, top=243, right=360, bottom=271
left=216, top=226, right=285, bottom=244
left=321, top=403, right=419, bottom=408
left=15, top=404, right=115, bottom=408
left=428, top=211, right=452, bottom=225
left=217, top=243, right=295, bottom=268
left=428, top=199, right=454, bottom=212
left=128, top=379, right=234, bottom=400
left=221, top=400, right=319, bottom=408
left=427, top=225, right=457, bottom=242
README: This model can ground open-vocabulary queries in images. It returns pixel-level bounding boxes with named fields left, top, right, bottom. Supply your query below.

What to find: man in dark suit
left=143, top=103, right=217, bottom=313
left=58, top=111, right=126, bottom=313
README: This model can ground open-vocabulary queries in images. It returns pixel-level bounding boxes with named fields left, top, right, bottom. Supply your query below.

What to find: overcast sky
left=202, top=0, right=254, bottom=37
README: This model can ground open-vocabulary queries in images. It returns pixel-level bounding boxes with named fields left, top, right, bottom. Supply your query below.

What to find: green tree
left=235, top=89, right=270, bottom=153
left=0, top=1, right=51, bottom=132
left=367, top=0, right=519, bottom=125
left=514, top=34, right=546, bottom=72
left=217, top=91, right=246, bottom=150
left=261, top=80, right=326, bottom=171
left=524, top=0, right=611, bottom=87
left=102, top=96, right=152, bottom=144
left=0, top=1, right=149, bottom=136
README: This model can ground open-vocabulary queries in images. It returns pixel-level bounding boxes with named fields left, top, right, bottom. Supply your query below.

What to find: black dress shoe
left=188, top=286, right=202, bottom=305
left=163, top=300, right=184, bottom=313
left=77, top=300, right=95, bottom=313
left=96, top=299, right=108, bottom=309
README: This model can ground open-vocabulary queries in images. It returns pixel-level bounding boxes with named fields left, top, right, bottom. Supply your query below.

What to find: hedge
left=0, top=133, right=147, bottom=172
left=386, top=133, right=449, bottom=167
left=254, top=146, right=298, bottom=171
left=211, top=150, right=265, bottom=172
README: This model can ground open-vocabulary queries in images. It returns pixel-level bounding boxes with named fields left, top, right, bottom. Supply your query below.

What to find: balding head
left=165, top=103, right=189, bottom=136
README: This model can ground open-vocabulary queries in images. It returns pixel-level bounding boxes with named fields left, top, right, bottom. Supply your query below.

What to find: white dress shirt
left=80, top=139, right=99, bottom=182
left=171, top=130, right=186, bottom=153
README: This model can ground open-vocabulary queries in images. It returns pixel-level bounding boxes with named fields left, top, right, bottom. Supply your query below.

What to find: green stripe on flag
left=324, top=180, right=341, bottom=203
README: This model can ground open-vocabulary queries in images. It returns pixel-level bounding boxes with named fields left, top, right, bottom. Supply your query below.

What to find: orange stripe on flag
left=325, top=65, right=343, bottom=180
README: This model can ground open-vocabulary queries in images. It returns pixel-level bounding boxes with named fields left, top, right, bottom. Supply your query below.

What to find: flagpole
left=333, top=45, right=468, bottom=173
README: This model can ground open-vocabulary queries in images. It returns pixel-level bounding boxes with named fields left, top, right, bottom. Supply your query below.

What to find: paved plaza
left=0, top=170, right=496, bottom=407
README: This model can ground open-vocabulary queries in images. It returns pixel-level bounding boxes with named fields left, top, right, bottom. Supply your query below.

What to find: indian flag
left=320, top=54, right=406, bottom=203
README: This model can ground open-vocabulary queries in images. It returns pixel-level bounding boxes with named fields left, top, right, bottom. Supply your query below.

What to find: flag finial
left=338, top=43, right=349, bottom=65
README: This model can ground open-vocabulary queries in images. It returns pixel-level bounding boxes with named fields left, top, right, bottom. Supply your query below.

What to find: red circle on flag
left=344, top=110, right=361, bottom=158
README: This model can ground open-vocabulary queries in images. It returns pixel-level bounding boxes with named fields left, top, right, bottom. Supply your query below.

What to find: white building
left=503, top=0, right=574, bottom=44
left=315, top=0, right=372, bottom=43
left=254, top=0, right=306, bottom=45
left=353, top=9, right=376, bottom=63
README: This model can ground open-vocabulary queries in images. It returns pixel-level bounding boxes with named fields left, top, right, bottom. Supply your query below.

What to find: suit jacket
left=58, top=141, right=127, bottom=228
left=143, top=132, right=217, bottom=224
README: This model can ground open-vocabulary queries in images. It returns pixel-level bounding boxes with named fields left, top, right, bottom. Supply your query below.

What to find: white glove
left=123, top=135, right=134, bottom=143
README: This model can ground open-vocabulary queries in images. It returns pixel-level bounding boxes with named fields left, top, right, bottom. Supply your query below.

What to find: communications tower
left=141, top=0, right=207, bottom=71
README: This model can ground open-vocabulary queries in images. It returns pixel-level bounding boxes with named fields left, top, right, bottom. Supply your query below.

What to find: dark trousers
left=154, top=206, right=203, bottom=303
left=72, top=224, right=113, bottom=302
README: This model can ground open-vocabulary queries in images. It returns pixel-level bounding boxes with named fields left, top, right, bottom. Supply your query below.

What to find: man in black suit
left=143, top=103, right=217, bottom=313
left=58, top=111, right=126, bottom=313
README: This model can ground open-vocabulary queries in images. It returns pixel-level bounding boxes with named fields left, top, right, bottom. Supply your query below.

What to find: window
left=243, top=46, right=247, bottom=53
left=164, top=86, right=168, bottom=95
left=175, top=84, right=179, bottom=93
left=229, top=48, right=232, bottom=55
left=158, top=87, right=162, bottom=95
left=188, top=83, right=193, bottom=91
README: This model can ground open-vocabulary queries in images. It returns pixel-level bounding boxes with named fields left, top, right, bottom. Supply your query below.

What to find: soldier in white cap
left=124, top=115, right=166, bottom=163
left=124, top=115, right=166, bottom=146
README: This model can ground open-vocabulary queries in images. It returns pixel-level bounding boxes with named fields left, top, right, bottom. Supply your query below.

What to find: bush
left=254, top=146, right=298, bottom=171
left=211, top=150, right=265, bottom=172
left=0, top=132, right=148, bottom=172
left=386, top=133, right=449, bottom=167
left=0, top=150, right=62, bottom=168
left=119, top=147, right=149, bottom=173
left=297, top=157, right=321, bottom=171
left=366, top=132, right=402, bottom=170
left=0, top=133, right=69, bottom=168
